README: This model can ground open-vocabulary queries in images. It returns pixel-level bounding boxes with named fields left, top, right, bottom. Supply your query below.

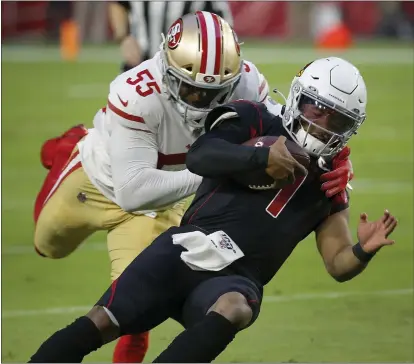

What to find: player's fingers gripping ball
left=233, top=136, right=310, bottom=190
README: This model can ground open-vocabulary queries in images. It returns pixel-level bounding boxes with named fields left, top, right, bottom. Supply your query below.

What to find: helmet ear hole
left=224, top=69, right=231, bottom=75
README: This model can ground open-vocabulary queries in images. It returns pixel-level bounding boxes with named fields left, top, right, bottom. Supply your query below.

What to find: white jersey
left=78, top=51, right=270, bottom=214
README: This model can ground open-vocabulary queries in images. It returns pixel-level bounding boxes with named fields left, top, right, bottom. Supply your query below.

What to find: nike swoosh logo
left=117, top=94, right=128, bottom=107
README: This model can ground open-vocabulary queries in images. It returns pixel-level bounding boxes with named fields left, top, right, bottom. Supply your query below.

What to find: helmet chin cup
left=176, top=103, right=207, bottom=128
left=294, top=127, right=331, bottom=157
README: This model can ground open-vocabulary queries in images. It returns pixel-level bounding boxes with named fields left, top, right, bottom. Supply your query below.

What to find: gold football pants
left=34, top=151, right=192, bottom=281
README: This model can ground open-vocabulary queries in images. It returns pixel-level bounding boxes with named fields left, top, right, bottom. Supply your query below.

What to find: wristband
left=352, top=242, right=376, bottom=263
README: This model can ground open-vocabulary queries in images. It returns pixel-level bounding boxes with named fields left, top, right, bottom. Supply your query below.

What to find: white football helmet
left=283, top=57, right=367, bottom=159
left=160, top=11, right=242, bottom=128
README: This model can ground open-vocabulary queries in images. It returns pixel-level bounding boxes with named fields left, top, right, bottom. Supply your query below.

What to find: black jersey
left=182, top=100, right=349, bottom=286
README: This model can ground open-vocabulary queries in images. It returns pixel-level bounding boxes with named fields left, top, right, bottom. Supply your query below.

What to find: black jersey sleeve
left=186, top=101, right=272, bottom=178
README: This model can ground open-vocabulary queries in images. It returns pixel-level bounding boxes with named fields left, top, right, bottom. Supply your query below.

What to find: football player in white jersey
left=33, top=11, right=273, bottom=363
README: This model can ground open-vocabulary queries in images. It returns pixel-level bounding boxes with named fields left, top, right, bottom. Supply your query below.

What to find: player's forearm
left=329, top=244, right=368, bottom=282
left=109, top=2, right=130, bottom=42
left=115, top=168, right=202, bottom=212
left=187, top=137, right=269, bottom=178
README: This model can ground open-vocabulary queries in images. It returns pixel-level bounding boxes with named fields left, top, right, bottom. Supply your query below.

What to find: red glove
left=320, top=146, right=354, bottom=204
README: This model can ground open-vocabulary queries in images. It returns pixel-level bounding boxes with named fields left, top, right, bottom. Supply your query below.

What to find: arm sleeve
left=234, top=61, right=269, bottom=103
left=186, top=103, right=270, bottom=178
left=109, top=122, right=202, bottom=212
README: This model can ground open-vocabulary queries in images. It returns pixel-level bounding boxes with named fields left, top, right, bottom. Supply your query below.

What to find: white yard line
left=262, top=288, right=413, bottom=302
left=67, top=83, right=109, bottom=99
left=350, top=180, right=413, bottom=193
left=2, top=242, right=107, bottom=255
left=2, top=46, right=413, bottom=65
left=3, top=216, right=413, bottom=256
left=242, top=48, right=414, bottom=65
left=2, top=288, right=412, bottom=319
left=2, top=178, right=412, bottom=213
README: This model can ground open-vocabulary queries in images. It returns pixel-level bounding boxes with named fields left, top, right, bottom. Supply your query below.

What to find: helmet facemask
left=161, top=48, right=241, bottom=128
left=285, top=83, right=365, bottom=159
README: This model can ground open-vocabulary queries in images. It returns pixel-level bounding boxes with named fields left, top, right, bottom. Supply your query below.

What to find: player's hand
left=265, top=136, right=308, bottom=185
left=320, top=146, right=354, bottom=204
left=357, top=210, right=398, bottom=254
left=120, top=35, right=141, bottom=68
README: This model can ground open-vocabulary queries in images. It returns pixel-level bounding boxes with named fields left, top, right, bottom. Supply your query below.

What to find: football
left=233, top=136, right=311, bottom=190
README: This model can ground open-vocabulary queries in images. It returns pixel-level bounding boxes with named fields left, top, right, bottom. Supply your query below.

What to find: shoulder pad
left=205, top=100, right=267, bottom=133
left=264, top=97, right=284, bottom=118
left=233, top=60, right=269, bottom=103
left=107, top=61, right=164, bottom=133
left=205, top=105, right=239, bottom=132
left=209, top=111, right=238, bottom=130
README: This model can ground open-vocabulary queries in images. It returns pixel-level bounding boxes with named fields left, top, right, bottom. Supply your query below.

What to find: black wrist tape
left=352, top=242, right=376, bottom=263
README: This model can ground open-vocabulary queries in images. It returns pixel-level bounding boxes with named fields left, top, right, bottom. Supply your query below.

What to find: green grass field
left=1, top=44, right=413, bottom=362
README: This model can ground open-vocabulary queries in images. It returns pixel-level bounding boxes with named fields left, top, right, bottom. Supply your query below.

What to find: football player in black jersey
left=29, top=57, right=398, bottom=363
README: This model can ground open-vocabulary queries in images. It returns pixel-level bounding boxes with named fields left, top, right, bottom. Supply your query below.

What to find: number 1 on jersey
left=126, top=69, right=161, bottom=97
left=266, top=175, right=307, bottom=218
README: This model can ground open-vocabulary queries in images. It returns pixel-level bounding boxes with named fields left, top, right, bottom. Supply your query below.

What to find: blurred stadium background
left=1, top=1, right=413, bottom=362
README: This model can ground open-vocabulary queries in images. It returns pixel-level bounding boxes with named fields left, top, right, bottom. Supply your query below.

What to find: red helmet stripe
left=211, top=13, right=222, bottom=75
left=196, top=11, right=208, bottom=74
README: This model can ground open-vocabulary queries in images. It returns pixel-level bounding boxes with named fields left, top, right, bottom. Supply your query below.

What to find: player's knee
left=86, top=306, right=120, bottom=344
left=34, top=229, right=78, bottom=259
left=34, top=241, right=70, bottom=259
left=34, top=245, right=49, bottom=258
left=208, top=292, right=253, bottom=330
left=34, top=228, right=65, bottom=259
